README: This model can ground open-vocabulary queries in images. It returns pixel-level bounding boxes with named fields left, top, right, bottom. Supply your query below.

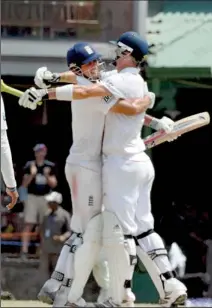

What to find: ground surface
left=1, top=300, right=161, bottom=307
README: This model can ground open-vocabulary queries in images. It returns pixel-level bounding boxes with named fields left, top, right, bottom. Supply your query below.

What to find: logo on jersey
left=88, top=195, right=94, bottom=206
left=103, top=95, right=113, bottom=104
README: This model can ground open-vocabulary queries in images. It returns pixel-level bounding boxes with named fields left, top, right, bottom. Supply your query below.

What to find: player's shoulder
left=101, top=69, right=117, bottom=80
left=103, top=71, right=123, bottom=87
left=44, top=160, right=55, bottom=167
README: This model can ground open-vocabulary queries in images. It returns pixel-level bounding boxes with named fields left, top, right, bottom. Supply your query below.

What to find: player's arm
left=144, top=114, right=175, bottom=133
left=1, top=129, right=19, bottom=209
left=110, top=96, right=151, bottom=115
left=43, top=164, right=58, bottom=189
left=48, top=83, right=113, bottom=100
left=18, top=83, right=153, bottom=116
left=50, top=85, right=155, bottom=115
left=34, top=67, right=77, bottom=89
left=1, top=129, right=17, bottom=190
left=20, top=69, right=158, bottom=115
left=18, top=84, right=117, bottom=110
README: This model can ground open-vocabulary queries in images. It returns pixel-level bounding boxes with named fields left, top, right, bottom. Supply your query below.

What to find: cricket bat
left=144, top=112, right=210, bottom=149
left=1, top=79, right=42, bottom=106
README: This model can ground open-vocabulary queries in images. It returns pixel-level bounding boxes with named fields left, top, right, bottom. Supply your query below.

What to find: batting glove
left=156, top=116, right=174, bottom=133
left=18, top=87, right=47, bottom=110
left=34, top=66, right=60, bottom=89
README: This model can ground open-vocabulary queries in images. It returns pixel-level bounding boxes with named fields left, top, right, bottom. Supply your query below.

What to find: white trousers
left=65, top=161, right=102, bottom=234
left=102, top=152, right=154, bottom=235
left=135, top=155, right=155, bottom=235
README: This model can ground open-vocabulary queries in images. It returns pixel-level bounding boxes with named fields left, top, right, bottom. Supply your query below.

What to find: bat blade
left=1, top=79, right=42, bottom=106
left=144, top=112, right=210, bottom=149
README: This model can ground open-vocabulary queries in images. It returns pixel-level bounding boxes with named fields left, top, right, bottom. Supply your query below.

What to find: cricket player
left=34, top=62, right=175, bottom=307
left=1, top=95, right=19, bottom=210
left=19, top=42, right=155, bottom=306
left=107, top=32, right=187, bottom=307
left=18, top=36, right=184, bottom=306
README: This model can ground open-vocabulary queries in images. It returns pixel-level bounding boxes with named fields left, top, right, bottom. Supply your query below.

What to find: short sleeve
left=97, top=76, right=125, bottom=114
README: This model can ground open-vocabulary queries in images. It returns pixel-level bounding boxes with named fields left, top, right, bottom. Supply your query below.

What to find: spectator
left=39, top=191, right=71, bottom=281
left=20, top=144, right=57, bottom=259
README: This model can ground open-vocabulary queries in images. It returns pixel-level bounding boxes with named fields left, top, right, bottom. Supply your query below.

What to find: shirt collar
left=119, top=67, right=139, bottom=74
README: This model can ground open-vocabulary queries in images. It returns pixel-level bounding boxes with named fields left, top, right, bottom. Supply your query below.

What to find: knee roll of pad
left=102, top=211, right=125, bottom=246
left=83, top=213, right=103, bottom=245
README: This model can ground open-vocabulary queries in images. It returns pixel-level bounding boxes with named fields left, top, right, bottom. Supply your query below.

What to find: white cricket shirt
left=101, top=67, right=149, bottom=159
left=66, top=76, right=116, bottom=165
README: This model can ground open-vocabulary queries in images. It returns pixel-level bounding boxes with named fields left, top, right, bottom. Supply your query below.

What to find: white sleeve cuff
left=56, top=85, right=73, bottom=101
left=1, top=129, right=17, bottom=188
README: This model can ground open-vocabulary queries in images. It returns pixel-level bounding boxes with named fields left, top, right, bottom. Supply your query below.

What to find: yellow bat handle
left=1, top=79, right=43, bottom=106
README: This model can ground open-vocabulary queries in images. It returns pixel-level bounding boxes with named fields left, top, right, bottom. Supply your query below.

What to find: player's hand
left=30, top=163, right=37, bottom=176
left=43, top=166, right=51, bottom=176
left=157, top=116, right=175, bottom=133
left=34, top=67, right=60, bottom=89
left=18, top=87, right=47, bottom=110
left=6, top=188, right=19, bottom=210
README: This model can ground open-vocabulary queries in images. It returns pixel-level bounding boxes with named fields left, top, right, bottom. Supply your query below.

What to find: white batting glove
left=34, top=66, right=60, bottom=89
left=18, top=87, right=47, bottom=110
left=156, top=116, right=174, bottom=133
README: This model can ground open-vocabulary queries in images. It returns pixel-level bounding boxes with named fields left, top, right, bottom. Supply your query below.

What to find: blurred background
left=1, top=0, right=212, bottom=303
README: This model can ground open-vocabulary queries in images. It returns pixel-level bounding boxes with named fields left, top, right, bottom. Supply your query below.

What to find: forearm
left=58, top=71, right=77, bottom=84
left=144, top=114, right=162, bottom=130
left=111, top=96, right=151, bottom=115
left=46, top=84, right=111, bottom=101
left=1, top=129, right=16, bottom=188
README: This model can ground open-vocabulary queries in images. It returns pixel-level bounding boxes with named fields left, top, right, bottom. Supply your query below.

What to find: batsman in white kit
left=95, top=32, right=187, bottom=307
left=18, top=33, right=187, bottom=307
left=20, top=42, right=154, bottom=306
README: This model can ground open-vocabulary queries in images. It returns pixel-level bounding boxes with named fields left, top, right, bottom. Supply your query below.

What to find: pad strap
left=62, top=278, right=73, bottom=288
left=162, top=271, right=176, bottom=280
left=51, top=271, right=64, bottom=282
left=135, top=229, right=154, bottom=241
left=124, top=279, right=132, bottom=289
left=64, top=231, right=83, bottom=247
left=148, top=248, right=168, bottom=260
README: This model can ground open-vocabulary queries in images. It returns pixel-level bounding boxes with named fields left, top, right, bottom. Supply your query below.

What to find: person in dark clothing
left=21, top=144, right=58, bottom=259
